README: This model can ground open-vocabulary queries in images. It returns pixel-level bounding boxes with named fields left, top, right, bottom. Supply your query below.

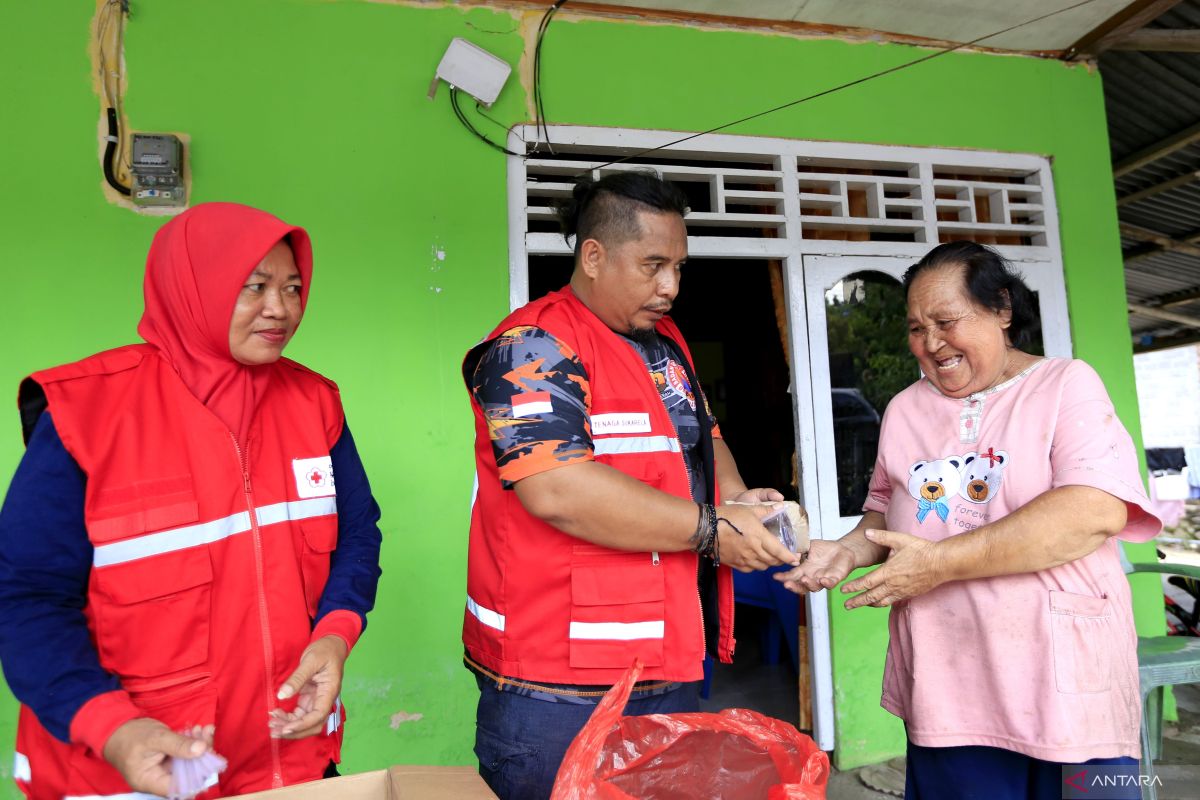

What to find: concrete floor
left=1154, top=682, right=1200, bottom=800
left=704, top=605, right=1200, bottom=799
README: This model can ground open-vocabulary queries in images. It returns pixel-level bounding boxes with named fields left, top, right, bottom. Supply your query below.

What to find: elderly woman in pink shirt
left=780, top=241, right=1161, bottom=800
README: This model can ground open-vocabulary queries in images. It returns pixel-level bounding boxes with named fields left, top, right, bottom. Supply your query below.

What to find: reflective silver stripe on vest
left=13, top=752, right=30, bottom=782
left=591, top=436, right=681, bottom=456
left=568, top=620, right=665, bottom=640
left=64, top=793, right=163, bottom=800
left=92, top=497, right=338, bottom=568
left=255, top=497, right=338, bottom=527
left=466, top=595, right=505, bottom=632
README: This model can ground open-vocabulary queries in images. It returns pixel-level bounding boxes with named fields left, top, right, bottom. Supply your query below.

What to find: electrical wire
left=104, top=108, right=131, bottom=196
left=532, top=0, right=568, bottom=154
left=573, top=0, right=1104, bottom=176
left=97, top=3, right=124, bottom=158
left=96, top=4, right=115, bottom=107
left=97, top=0, right=131, bottom=193
left=113, top=0, right=128, bottom=180
left=474, top=100, right=528, bottom=146
left=450, top=88, right=522, bottom=157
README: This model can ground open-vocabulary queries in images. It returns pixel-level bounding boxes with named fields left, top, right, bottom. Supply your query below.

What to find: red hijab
left=137, top=203, right=313, bottom=442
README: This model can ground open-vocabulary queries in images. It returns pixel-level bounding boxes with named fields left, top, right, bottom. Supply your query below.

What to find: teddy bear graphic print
left=907, top=447, right=1009, bottom=527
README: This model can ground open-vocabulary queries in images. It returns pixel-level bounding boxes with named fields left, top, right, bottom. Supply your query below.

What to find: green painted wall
left=0, top=0, right=1157, bottom=788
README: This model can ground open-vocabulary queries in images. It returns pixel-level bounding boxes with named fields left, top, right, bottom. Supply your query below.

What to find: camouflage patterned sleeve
left=469, top=326, right=593, bottom=487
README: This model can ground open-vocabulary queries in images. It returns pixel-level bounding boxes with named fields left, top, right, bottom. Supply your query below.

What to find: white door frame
left=801, top=253, right=1074, bottom=536
left=505, top=124, right=1071, bottom=753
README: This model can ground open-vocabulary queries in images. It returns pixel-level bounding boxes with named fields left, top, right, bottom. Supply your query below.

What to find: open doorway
left=529, top=255, right=805, bottom=727
left=671, top=259, right=802, bottom=728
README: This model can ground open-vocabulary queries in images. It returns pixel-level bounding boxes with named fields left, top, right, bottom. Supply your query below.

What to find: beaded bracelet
left=690, top=503, right=718, bottom=562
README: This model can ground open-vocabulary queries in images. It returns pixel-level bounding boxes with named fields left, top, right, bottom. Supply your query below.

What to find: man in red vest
left=462, top=171, right=800, bottom=799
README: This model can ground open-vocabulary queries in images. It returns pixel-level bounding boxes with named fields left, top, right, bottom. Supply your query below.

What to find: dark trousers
left=905, top=737, right=1140, bottom=800
left=473, top=675, right=700, bottom=800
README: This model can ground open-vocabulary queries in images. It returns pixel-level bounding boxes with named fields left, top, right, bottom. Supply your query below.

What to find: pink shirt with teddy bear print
left=864, top=357, right=1160, bottom=761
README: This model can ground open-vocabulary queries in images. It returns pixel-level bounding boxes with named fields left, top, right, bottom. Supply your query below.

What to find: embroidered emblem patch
left=293, top=456, right=336, bottom=499
left=665, top=361, right=696, bottom=411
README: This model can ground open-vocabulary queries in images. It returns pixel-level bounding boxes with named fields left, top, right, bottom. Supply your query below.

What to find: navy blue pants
left=473, top=674, right=701, bottom=800
left=905, top=738, right=1141, bottom=800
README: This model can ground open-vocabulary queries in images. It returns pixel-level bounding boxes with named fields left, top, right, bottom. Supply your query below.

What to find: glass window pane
left=825, top=271, right=915, bottom=516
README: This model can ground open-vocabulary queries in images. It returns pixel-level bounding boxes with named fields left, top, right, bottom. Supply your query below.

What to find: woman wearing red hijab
left=0, top=203, right=383, bottom=798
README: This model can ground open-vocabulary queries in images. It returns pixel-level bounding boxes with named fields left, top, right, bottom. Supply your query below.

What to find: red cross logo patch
left=292, top=456, right=336, bottom=498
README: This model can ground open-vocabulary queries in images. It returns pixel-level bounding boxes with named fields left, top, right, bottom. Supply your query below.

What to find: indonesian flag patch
left=511, top=391, right=552, bottom=418
left=293, top=455, right=336, bottom=499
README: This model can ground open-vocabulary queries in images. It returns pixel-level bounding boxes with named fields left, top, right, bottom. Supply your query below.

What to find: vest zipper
left=230, top=433, right=284, bottom=788
left=639, top=357, right=706, bottom=655
left=652, top=551, right=660, bottom=566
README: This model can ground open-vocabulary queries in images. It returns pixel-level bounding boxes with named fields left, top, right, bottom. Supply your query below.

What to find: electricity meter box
left=130, top=133, right=186, bottom=207
left=433, top=38, right=512, bottom=106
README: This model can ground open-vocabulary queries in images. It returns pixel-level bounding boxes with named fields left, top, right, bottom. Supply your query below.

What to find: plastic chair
left=1123, top=557, right=1200, bottom=800
left=700, top=566, right=799, bottom=701
left=732, top=565, right=800, bottom=672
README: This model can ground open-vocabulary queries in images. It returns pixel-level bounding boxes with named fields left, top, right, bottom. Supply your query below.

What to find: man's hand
left=713, top=503, right=800, bottom=572
left=102, top=718, right=209, bottom=796
left=774, top=540, right=858, bottom=594
left=270, top=635, right=347, bottom=739
left=842, top=529, right=945, bottom=609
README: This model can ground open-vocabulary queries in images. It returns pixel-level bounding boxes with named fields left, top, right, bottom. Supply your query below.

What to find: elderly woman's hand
left=773, top=540, right=857, bottom=594
left=842, top=528, right=946, bottom=609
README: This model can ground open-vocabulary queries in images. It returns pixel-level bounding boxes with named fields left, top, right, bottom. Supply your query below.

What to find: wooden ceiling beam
left=1064, top=0, right=1185, bottom=60
left=1120, top=222, right=1200, bottom=260
left=1116, top=169, right=1200, bottom=206
left=1140, top=286, right=1200, bottom=308
left=1120, top=222, right=1200, bottom=245
left=1113, top=120, right=1200, bottom=178
left=454, top=1, right=1089, bottom=56
left=454, top=0, right=971, bottom=49
left=1110, top=28, right=1200, bottom=51
left=1129, top=302, right=1200, bottom=328
left=1125, top=242, right=1186, bottom=263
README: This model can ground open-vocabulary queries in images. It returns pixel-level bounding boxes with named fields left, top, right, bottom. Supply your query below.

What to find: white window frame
left=505, top=124, right=1072, bottom=753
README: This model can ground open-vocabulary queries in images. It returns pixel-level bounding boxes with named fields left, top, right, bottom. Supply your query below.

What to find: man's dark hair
left=556, top=171, right=689, bottom=258
left=902, top=241, right=1040, bottom=349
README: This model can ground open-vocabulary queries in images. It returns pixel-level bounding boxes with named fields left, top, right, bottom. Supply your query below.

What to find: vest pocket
left=67, top=678, right=217, bottom=795
left=1049, top=590, right=1114, bottom=694
left=299, top=516, right=339, bottom=619
left=87, top=475, right=198, bottom=542
left=569, top=552, right=666, bottom=669
left=91, top=546, right=213, bottom=679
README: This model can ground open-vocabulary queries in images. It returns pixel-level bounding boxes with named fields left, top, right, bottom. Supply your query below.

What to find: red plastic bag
left=551, top=661, right=829, bottom=800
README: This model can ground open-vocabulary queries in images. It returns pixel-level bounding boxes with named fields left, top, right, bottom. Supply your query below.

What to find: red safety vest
left=14, top=344, right=345, bottom=800
left=462, top=288, right=734, bottom=686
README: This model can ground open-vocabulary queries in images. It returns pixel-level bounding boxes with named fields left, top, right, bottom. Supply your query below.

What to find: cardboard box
left=232, top=766, right=497, bottom=799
